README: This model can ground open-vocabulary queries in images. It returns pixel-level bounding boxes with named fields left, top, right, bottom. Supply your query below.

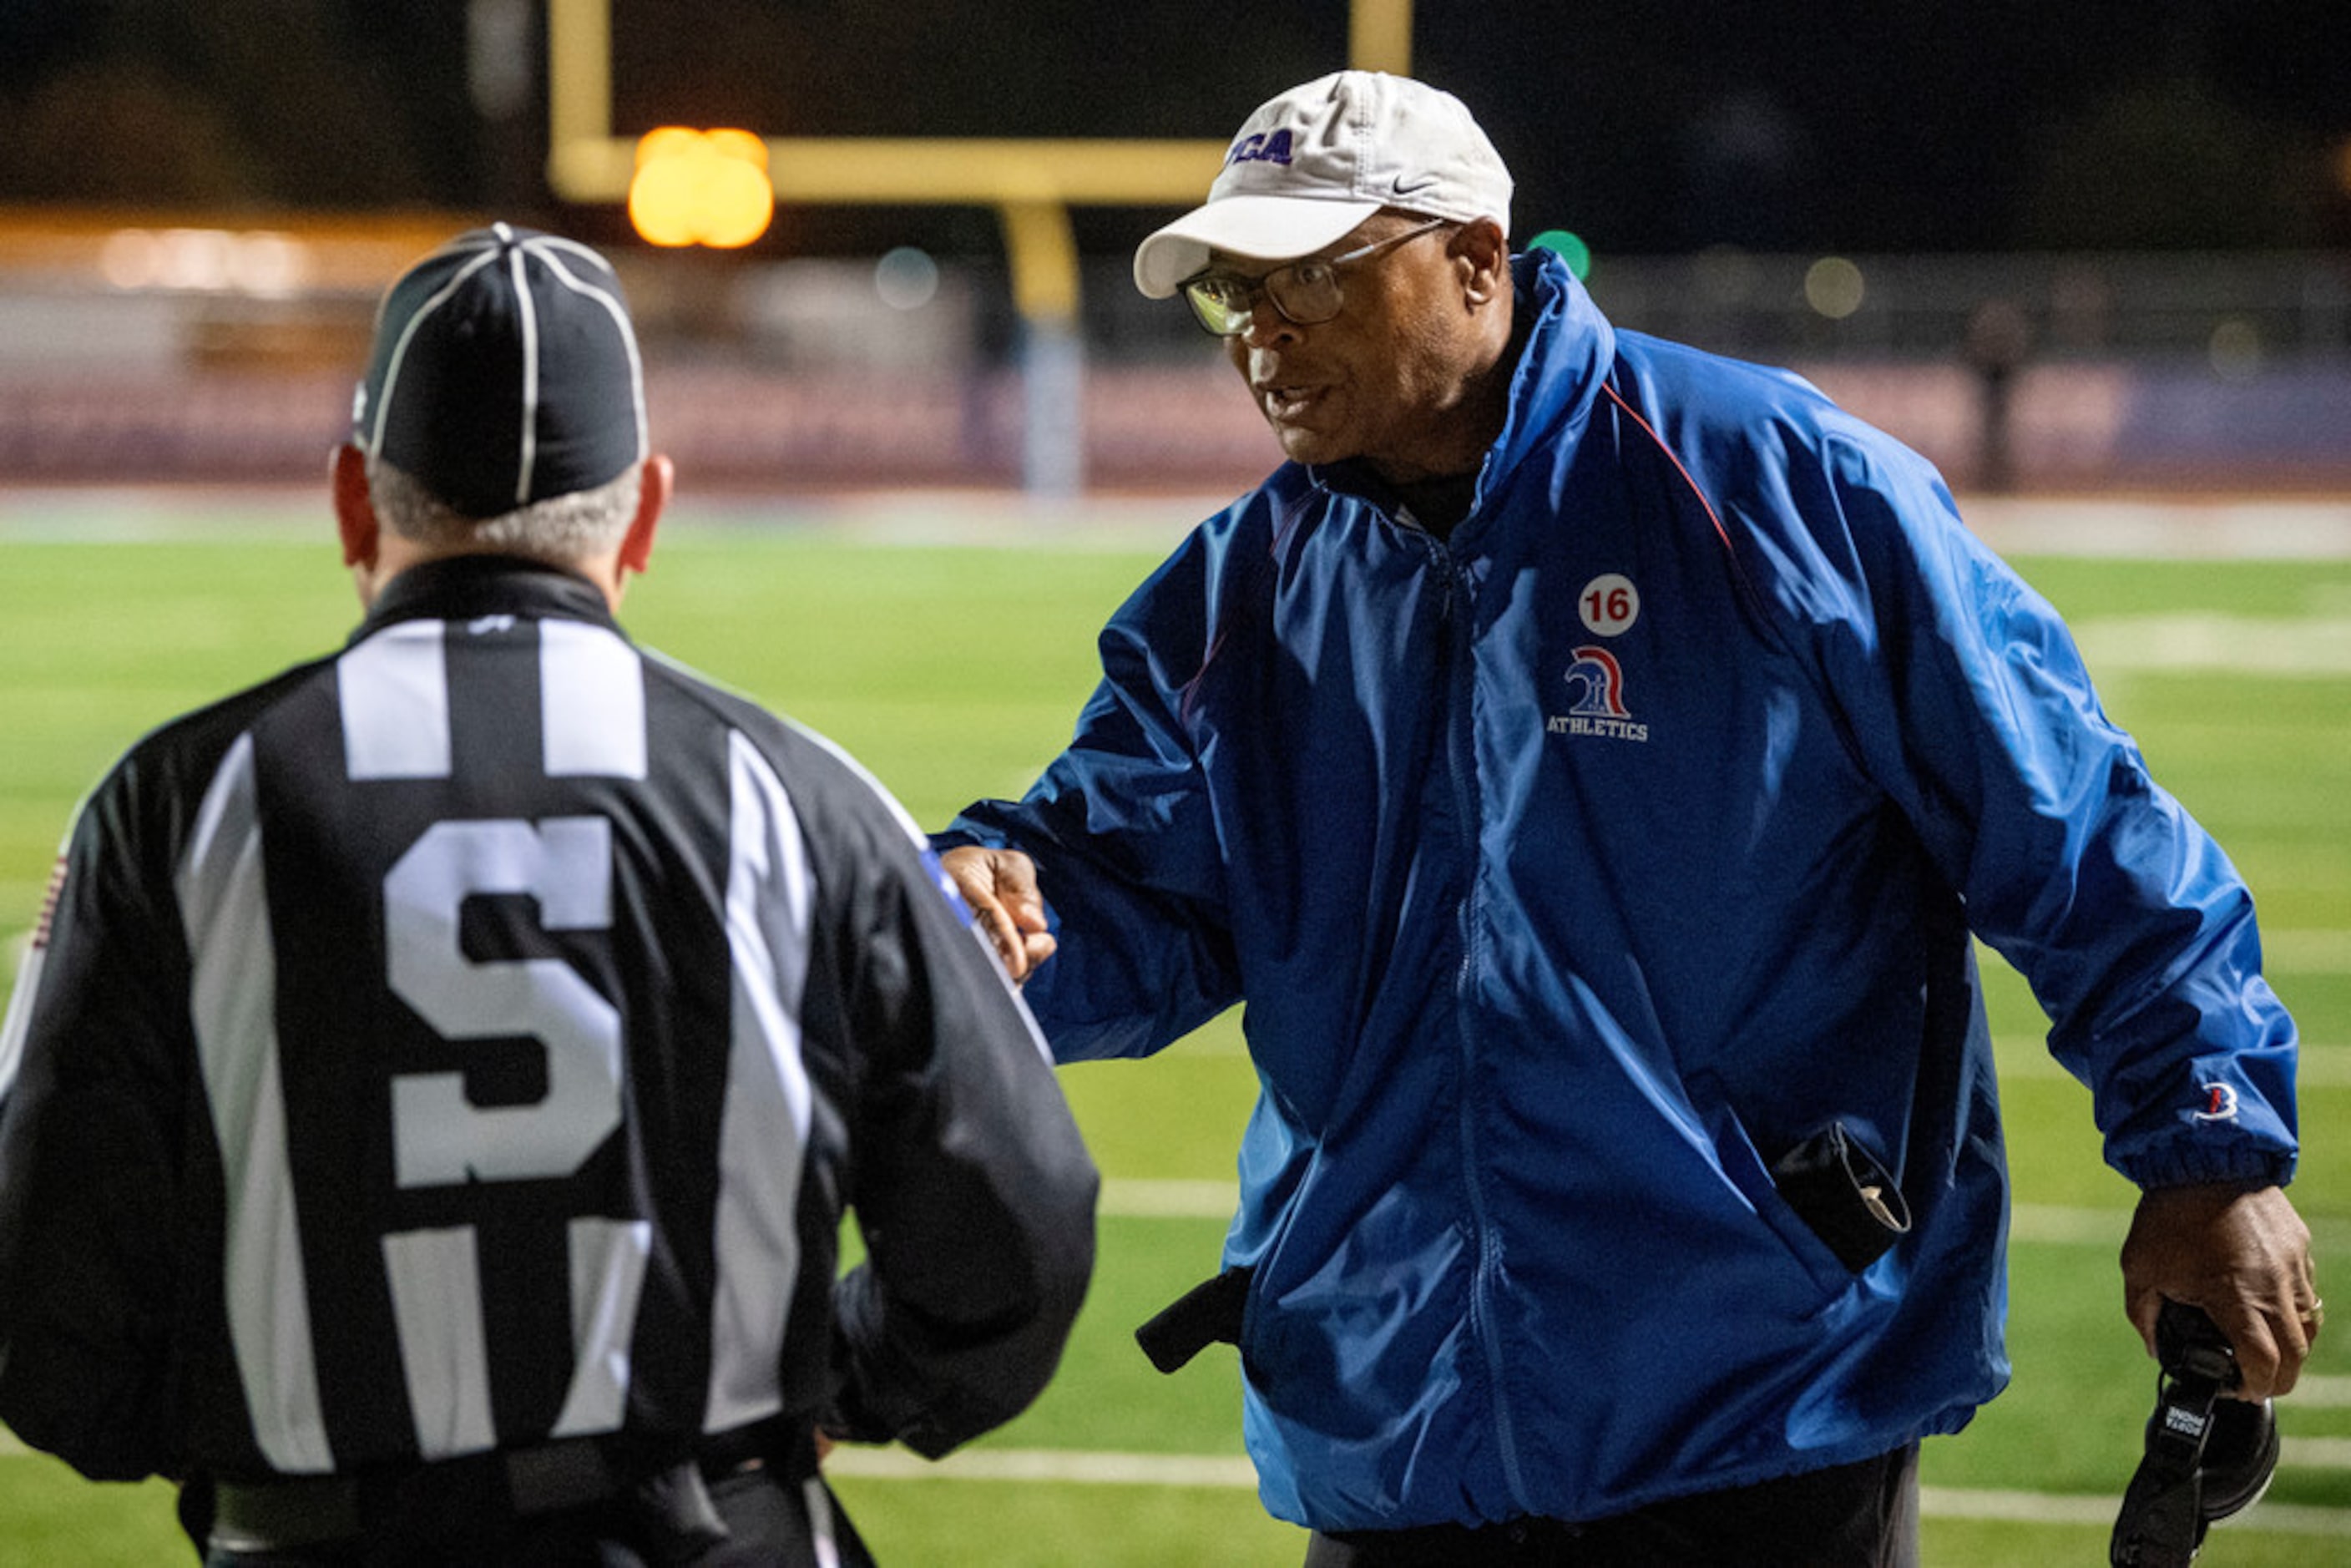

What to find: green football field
left=1, top=489, right=2346, bottom=1565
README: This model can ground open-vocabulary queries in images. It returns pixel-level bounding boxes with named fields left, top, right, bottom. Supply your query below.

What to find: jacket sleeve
left=941, top=531, right=1244, bottom=1062
left=0, top=758, right=189, bottom=1481
left=817, top=784, right=1099, bottom=1459
left=1788, top=430, right=2296, bottom=1190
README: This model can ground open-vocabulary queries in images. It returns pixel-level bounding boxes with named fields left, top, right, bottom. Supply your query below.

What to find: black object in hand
left=2110, top=1300, right=2280, bottom=1566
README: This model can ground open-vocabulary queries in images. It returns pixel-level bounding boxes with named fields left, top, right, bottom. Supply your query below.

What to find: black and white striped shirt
left=0, top=555, right=1095, bottom=1483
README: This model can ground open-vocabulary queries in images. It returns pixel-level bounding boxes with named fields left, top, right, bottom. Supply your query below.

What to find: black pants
left=1302, top=1444, right=1920, bottom=1568
left=199, top=1465, right=877, bottom=1568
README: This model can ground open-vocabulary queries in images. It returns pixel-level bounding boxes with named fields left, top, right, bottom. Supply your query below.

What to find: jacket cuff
left=2116, top=1142, right=2296, bottom=1192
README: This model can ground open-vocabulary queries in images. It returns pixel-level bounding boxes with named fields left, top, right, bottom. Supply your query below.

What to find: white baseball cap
left=1133, top=70, right=1514, bottom=300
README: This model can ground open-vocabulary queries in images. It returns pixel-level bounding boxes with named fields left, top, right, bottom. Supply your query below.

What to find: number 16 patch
left=1550, top=576, right=1650, bottom=742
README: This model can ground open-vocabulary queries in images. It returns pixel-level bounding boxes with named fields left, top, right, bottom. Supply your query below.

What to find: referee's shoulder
left=101, top=653, right=340, bottom=801
left=635, top=645, right=915, bottom=837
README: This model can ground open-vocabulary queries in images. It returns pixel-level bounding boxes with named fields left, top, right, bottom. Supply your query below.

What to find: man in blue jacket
left=941, top=70, right=2316, bottom=1565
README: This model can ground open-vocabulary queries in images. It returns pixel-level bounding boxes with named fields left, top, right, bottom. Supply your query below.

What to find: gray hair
left=367, top=458, right=642, bottom=561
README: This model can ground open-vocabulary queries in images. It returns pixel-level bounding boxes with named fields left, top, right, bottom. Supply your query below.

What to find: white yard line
left=2293, top=1376, right=2351, bottom=1409
left=824, top=1446, right=2351, bottom=1537
left=1995, top=1036, right=2349, bottom=1086
left=1913, top=1485, right=2119, bottom=1529
left=2289, top=1042, right=2351, bottom=1088
left=2074, top=613, right=2351, bottom=678
left=1960, top=498, right=2351, bottom=561
left=7, top=1423, right=2343, bottom=1537
left=1098, top=1177, right=1246, bottom=1218
left=2266, top=931, right=2351, bottom=976
left=1100, top=1181, right=2351, bottom=1258
left=1922, top=1485, right=2351, bottom=1540
left=2007, top=1204, right=2126, bottom=1245
left=827, top=1446, right=1259, bottom=1489
left=6, top=489, right=2351, bottom=557
left=2284, top=1439, right=2351, bottom=1471
left=1101, top=1178, right=1232, bottom=1217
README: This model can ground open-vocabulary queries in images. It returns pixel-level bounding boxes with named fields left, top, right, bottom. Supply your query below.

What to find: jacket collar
left=352, top=554, right=621, bottom=645
left=1485, top=248, right=1615, bottom=483
left=1309, top=248, right=1616, bottom=529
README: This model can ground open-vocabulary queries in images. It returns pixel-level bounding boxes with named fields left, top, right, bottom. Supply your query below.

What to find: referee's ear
left=609, top=453, right=673, bottom=604
left=331, top=443, right=382, bottom=601
left=623, top=453, right=672, bottom=570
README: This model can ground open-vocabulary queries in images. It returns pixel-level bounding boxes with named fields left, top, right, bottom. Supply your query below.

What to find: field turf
left=1, top=491, right=2345, bottom=1564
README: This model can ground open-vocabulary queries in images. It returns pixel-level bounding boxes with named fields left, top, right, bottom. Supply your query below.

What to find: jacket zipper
left=1428, top=530, right=1532, bottom=1512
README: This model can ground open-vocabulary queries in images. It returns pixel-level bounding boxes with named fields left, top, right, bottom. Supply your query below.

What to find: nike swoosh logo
left=1388, top=175, right=1439, bottom=197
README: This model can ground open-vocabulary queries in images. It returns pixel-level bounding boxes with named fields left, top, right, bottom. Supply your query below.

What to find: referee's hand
left=941, top=846, right=1057, bottom=982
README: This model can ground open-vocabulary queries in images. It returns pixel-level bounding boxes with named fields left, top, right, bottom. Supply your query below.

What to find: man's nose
left=1239, top=291, right=1300, bottom=347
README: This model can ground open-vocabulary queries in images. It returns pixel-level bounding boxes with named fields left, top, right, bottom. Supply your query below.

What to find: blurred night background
left=1, top=0, right=2347, bottom=496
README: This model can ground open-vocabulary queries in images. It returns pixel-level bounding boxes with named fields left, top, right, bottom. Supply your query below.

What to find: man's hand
left=940, top=845, right=1056, bottom=982
left=2121, top=1182, right=2319, bottom=1399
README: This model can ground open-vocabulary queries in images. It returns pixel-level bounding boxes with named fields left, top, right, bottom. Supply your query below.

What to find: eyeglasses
left=1180, top=218, right=1451, bottom=337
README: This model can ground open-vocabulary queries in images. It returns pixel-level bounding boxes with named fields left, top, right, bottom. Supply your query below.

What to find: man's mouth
left=1256, top=382, right=1321, bottom=422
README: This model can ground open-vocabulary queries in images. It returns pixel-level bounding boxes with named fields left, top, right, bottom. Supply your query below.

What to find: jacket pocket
left=1767, top=1121, right=1912, bottom=1272
left=1689, top=1080, right=1873, bottom=1297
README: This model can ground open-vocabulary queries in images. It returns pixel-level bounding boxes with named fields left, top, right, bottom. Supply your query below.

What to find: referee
left=0, top=225, right=1098, bottom=1565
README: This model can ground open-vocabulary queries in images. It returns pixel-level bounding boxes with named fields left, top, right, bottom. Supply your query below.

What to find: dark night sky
left=1, top=1, right=2346, bottom=259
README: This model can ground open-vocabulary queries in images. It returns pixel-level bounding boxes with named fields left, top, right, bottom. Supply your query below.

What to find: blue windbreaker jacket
left=946, top=251, right=2298, bottom=1530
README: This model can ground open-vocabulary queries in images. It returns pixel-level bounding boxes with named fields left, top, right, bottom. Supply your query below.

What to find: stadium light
left=1529, top=229, right=1593, bottom=281
left=1805, top=256, right=1866, bottom=320
left=627, top=128, right=774, bottom=249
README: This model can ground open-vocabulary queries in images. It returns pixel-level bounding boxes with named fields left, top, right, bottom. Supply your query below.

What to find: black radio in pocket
left=1770, top=1121, right=1912, bottom=1272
